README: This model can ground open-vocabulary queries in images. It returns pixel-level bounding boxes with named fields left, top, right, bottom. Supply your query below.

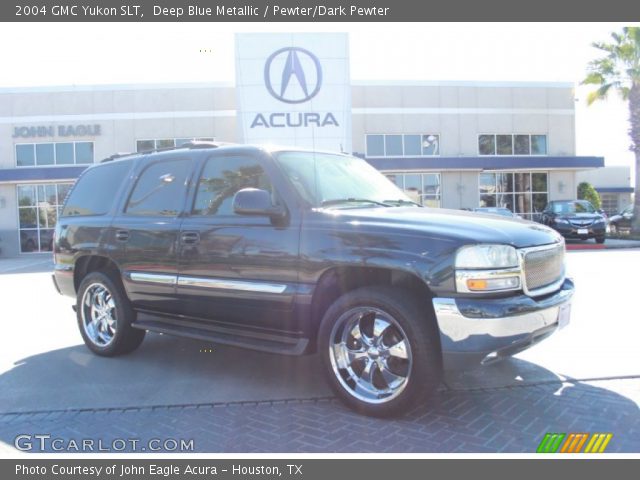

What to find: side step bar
left=131, top=316, right=309, bottom=356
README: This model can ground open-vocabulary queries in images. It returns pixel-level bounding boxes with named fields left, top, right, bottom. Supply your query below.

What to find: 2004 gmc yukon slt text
left=52, top=143, right=574, bottom=417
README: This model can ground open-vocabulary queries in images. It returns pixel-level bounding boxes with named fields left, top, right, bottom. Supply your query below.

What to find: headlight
left=455, top=244, right=521, bottom=293
left=455, top=244, right=519, bottom=269
left=554, top=218, right=569, bottom=225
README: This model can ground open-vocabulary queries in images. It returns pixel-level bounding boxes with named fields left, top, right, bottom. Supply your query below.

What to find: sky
left=0, top=22, right=636, bottom=180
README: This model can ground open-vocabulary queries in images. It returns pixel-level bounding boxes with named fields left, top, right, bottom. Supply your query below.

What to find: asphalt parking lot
left=0, top=249, right=638, bottom=453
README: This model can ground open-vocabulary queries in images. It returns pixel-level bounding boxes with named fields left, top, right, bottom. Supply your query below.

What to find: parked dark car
left=52, top=143, right=574, bottom=417
left=609, top=204, right=634, bottom=234
left=540, top=200, right=607, bottom=244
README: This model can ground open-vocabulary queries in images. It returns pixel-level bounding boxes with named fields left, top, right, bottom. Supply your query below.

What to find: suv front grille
left=523, top=243, right=565, bottom=294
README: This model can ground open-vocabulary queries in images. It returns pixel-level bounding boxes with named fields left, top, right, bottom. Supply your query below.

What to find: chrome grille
left=523, top=243, right=565, bottom=293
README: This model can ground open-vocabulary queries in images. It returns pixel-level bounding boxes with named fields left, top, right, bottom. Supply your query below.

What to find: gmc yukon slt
left=52, top=143, right=574, bottom=417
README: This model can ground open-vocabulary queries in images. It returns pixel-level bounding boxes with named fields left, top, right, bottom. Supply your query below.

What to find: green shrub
left=577, top=182, right=601, bottom=210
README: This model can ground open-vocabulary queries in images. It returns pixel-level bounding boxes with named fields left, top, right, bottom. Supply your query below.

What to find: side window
left=192, top=156, right=273, bottom=216
left=125, top=159, right=191, bottom=216
left=62, top=161, right=133, bottom=217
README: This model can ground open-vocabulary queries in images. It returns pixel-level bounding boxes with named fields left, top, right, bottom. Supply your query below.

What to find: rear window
left=61, top=161, right=133, bottom=217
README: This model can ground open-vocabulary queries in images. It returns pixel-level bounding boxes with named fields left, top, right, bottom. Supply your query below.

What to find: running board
left=131, top=317, right=309, bottom=356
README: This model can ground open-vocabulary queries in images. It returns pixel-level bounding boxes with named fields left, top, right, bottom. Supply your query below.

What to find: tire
left=318, top=286, right=442, bottom=417
left=596, top=236, right=606, bottom=244
left=76, top=271, right=145, bottom=357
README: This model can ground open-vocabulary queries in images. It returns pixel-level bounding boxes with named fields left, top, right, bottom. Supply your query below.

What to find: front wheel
left=318, top=286, right=442, bottom=417
left=596, top=236, right=606, bottom=244
left=76, top=271, right=145, bottom=356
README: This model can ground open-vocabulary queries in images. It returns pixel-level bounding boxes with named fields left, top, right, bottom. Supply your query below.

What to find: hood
left=556, top=212, right=603, bottom=221
left=324, top=207, right=562, bottom=249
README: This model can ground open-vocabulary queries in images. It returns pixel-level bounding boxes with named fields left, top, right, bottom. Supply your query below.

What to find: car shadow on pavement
left=0, top=335, right=638, bottom=453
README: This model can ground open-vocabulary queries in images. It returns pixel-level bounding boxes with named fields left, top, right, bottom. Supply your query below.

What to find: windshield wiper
left=321, top=198, right=392, bottom=208
left=383, top=199, right=421, bottom=207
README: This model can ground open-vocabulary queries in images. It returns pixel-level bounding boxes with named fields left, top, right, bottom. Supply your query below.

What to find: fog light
left=466, top=276, right=520, bottom=291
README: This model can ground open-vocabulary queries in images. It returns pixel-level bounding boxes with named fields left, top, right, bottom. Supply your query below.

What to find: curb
left=566, top=242, right=640, bottom=251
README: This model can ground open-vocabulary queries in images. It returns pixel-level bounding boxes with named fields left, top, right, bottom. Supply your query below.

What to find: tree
left=577, top=182, right=602, bottom=210
left=582, top=27, right=640, bottom=235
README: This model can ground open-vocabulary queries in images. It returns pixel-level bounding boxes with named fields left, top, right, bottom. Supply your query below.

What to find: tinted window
left=55, top=143, right=74, bottom=165
left=193, top=156, right=272, bottom=216
left=62, top=161, right=133, bottom=217
left=403, top=135, right=421, bottom=156
left=126, top=159, right=191, bottom=216
left=366, top=135, right=384, bottom=156
left=75, top=142, right=94, bottom=164
left=385, top=135, right=403, bottom=156
left=479, top=135, right=496, bottom=155
left=496, top=135, right=513, bottom=155
left=16, top=144, right=35, bottom=166
left=36, top=143, right=54, bottom=165
left=531, top=135, right=547, bottom=155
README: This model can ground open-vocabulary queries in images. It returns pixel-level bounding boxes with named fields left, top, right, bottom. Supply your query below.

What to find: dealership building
left=0, top=32, right=611, bottom=256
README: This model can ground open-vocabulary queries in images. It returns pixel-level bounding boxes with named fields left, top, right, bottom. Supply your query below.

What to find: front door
left=177, top=153, right=300, bottom=334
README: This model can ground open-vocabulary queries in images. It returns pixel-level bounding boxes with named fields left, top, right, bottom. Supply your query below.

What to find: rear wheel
left=318, top=286, right=442, bottom=417
left=76, top=271, right=145, bottom=356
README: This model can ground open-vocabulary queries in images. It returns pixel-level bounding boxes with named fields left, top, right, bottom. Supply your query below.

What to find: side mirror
left=233, top=188, right=285, bottom=219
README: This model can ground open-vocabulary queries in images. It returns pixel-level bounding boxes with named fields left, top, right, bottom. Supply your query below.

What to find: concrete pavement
left=0, top=250, right=638, bottom=452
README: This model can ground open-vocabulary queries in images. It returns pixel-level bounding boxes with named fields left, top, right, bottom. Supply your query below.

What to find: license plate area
left=577, top=228, right=589, bottom=235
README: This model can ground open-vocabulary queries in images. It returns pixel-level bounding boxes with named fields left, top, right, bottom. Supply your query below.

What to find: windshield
left=552, top=201, right=595, bottom=214
left=273, top=151, right=414, bottom=208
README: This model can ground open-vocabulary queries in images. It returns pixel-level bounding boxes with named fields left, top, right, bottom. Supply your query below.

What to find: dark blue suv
left=52, top=142, right=574, bottom=416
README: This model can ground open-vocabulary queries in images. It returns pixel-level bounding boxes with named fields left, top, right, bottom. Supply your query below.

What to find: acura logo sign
left=264, top=47, right=322, bottom=104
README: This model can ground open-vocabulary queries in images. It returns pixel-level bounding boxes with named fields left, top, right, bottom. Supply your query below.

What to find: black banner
left=3, top=0, right=639, bottom=22
left=3, top=459, right=640, bottom=480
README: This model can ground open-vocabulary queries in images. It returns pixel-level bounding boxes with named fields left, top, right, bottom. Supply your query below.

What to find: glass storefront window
left=496, top=135, right=513, bottom=155
left=17, top=182, right=74, bottom=253
left=136, top=137, right=216, bottom=153
left=403, top=135, right=422, bottom=156
left=531, top=135, right=548, bottom=155
left=15, top=142, right=94, bottom=166
left=75, top=142, right=94, bottom=164
left=478, top=135, right=496, bottom=155
left=422, top=135, right=440, bottom=155
left=479, top=171, right=548, bottom=221
left=382, top=172, right=442, bottom=208
left=385, top=135, right=403, bottom=156
left=366, top=134, right=440, bottom=157
left=55, top=143, right=74, bottom=165
left=136, top=140, right=155, bottom=153
left=514, top=135, right=530, bottom=155
left=35, top=143, right=55, bottom=165
left=16, top=144, right=35, bottom=166
left=479, top=134, right=547, bottom=156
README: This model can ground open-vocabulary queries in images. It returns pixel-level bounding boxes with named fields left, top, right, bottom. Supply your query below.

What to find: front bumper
left=552, top=223, right=606, bottom=239
left=433, top=278, right=574, bottom=368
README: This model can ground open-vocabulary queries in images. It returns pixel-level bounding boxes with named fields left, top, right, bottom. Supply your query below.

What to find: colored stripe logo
left=537, top=433, right=613, bottom=453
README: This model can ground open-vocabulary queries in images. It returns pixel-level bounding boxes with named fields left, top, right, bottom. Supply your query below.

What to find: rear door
left=111, top=155, right=194, bottom=313
left=176, top=151, right=301, bottom=333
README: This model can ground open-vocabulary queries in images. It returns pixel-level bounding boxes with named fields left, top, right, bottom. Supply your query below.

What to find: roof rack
left=100, top=152, right=137, bottom=163
left=100, top=141, right=236, bottom=162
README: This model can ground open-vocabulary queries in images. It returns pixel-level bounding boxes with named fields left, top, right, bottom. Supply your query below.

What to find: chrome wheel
left=80, top=283, right=117, bottom=347
left=329, top=307, right=413, bottom=404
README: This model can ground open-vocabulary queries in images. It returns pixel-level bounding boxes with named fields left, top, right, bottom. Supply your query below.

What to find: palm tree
left=583, top=27, right=640, bottom=235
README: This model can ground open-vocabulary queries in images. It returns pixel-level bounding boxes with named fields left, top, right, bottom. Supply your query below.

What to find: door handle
left=115, top=229, right=129, bottom=242
left=181, top=231, right=200, bottom=245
